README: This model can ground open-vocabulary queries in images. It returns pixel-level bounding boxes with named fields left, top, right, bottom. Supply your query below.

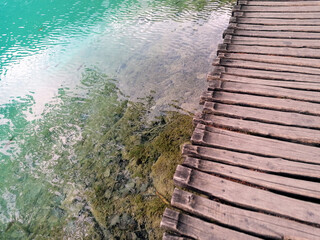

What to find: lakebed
left=0, top=0, right=233, bottom=238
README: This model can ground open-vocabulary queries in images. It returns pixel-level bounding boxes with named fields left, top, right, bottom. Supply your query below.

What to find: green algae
left=2, top=68, right=193, bottom=239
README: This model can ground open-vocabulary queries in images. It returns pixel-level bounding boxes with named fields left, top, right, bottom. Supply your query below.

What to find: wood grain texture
left=230, top=17, right=320, bottom=25
left=161, top=208, right=260, bottom=240
left=226, top=29, right=320, bottom=39
left=201, top=90, right=320, bottom=116
left=163, top=1, right=320, bottom=239
left=195, top=113, right=320, bottom=144
left=172, top=188, right=320, bottom=240
left=202, top=101, right=320, bottom=129
left=182, top=144, right=320, bottom=179
left=215, top=57, right=320, bottom=75
left=212, top=66, right=320, bottom=83
left=174, top=165, right=320, bottom=224
left=246, top=1, right=320, bottom=7
left=240, top=5, right=320, bottom=12
left=220, top=44, right=320, bottom=58
left=208, top=73, right=320, bottom=91
left=183, top=156, right=320, bottom=199
left=235, top=11, right=320, bottom=19
left=233, top=23, right=320, bottom=32
left=208, top=80, right=320, bottom=103
left=163, top=233, right=191, bottom=240
left=218, top=52, right=320, bottom=68
left=192, top=124, right=320, bottom=164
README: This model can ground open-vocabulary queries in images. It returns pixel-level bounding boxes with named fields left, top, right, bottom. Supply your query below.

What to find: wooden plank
left=246, top=1, right=320, bottom=6
left=163, top=232, right=191, bottom=240
left=192, top=124, right=320, bottom=164
left=218, top=51, right=320, bottom=67
left=209, top=80, right=320, bottom=103
left=230, top=38, right=320, bottom=48
left=212, top=66, right=320, bottom=83
left=208, top=73, right=320, bottom=91
left=240, top=5, right=320, bottom=12
left=233, top=23, right=320, bottom=32
left=231, top=17, right=320, bottom=25
left=221, top=44, right=320, bottom=58
left=183, top=157, right=320, bottom=199
left=214, top=58, right=320, bottom=75
left=182, top=144, right=320, bottom=179
left=195, top=113, right=320, bottom=144
left=235, top=11, right=320, bottom=19
left=201, top=90, right=320, bottom=116
left=227, top=29, right=320, bottom=39
left=202, top=101, right=320, bottom=129
left=172, top=188, right=320, bottom=240
left=174, top=165, right=320, bottom=224
left=161, top=208, right=260, bottom=240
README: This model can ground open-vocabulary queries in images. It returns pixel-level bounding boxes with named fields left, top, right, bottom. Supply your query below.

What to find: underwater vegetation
left=2, top=68, right=193, bottom=239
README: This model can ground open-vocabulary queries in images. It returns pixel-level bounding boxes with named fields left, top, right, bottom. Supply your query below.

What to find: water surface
left=0, top=0, right=233, bottom=238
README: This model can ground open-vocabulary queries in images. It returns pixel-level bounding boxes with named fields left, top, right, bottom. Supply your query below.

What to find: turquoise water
left=0, top=0, right=232, bottom=238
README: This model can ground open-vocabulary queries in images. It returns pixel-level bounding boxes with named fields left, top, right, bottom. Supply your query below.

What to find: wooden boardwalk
left=160, top=0, right=320, bottom=239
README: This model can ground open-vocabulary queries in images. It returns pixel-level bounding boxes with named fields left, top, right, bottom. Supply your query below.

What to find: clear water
left=0, top=0, right=232, bottom=238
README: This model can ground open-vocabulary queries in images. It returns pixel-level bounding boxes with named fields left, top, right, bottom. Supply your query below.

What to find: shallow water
left=0, top=0, right=233, bottom=238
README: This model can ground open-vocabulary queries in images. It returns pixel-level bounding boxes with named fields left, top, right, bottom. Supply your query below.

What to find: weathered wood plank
left=232, top=23, right=320, bottom=32
left=183, top=157, right=320, bottom=199
left=226, top=29, right=320, bottom=39
left=174, top=165, right=320, bottom=224
left=172, top=188, right=320, bottom=240
left=218, top=51, right=320, bottom=67
left=208, top=73, right=320, bottom=91
left=163, top=232, right=191, bottom=240
left=209, top=80, right=320, bottom=103
left=212, top=66, right=320, bottom=83
left=240, top=5, right=320, bottom=12
left=220, top=44, right=320, bottom=58
left=230, top=38, right=320, bottom=48
left=161, top=208, right=260, bottom=240
left=195, top=113, right=320, bottom=144
left=246, top=1, right=320, bottom=7
left=202, top=101, right=320, bottom=129
left=201, top=90, right=320, bottom=116
left=182, top=144, right=320, bottom=179
left=214, top=57, right=320, bottom=75
left=230, top=17, right=320, bottom=25
left=192, top=124, right=320, bottom=164
left=234, top=11, right=320, bottom=19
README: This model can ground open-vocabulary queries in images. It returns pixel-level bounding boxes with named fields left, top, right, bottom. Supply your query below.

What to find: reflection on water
left=0, top=0, right=233, bottom=238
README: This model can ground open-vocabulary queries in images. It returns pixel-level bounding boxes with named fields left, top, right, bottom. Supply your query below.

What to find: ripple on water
left=0, top=0, right=234, bottom=237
